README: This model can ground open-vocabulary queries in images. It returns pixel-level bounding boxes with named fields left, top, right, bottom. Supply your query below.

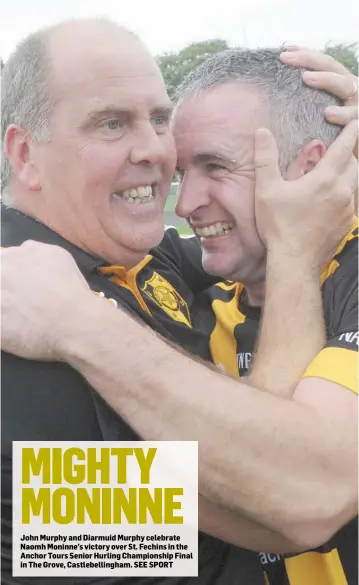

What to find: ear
left=4, top=124, right=41, bottom=191
left=285, top=140, right=327, bottom=180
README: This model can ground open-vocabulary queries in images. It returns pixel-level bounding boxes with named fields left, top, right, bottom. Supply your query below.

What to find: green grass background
left=164, top=183, right=192, bottom=235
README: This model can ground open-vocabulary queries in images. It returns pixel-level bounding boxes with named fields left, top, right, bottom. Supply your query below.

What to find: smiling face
left=173, top=83, right=269, bottom=284
left=25, top=24, right=176, bottom=267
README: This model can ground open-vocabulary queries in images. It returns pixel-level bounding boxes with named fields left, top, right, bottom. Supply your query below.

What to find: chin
left=132, top=225, right=165, bottom=252
left=201, top=259, right=231, bottom=280
left=200, top=248, right=232, bottom=277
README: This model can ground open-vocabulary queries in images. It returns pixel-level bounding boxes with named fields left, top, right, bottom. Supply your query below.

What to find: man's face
left=173, top=83, right=269, bottom=284
left=33, top=31, right=176, bottom=267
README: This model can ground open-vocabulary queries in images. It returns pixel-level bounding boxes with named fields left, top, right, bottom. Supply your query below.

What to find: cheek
left=37, top=144, right=77, bottom=190
left=85, top=144, right=125, bottom=182
left=215, top=176, right=255, bottom=223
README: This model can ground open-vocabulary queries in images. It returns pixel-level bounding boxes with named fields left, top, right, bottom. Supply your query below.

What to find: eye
left=205, top=163, right=226, bottom=172
left=151, top=115, right=170, bottom=129
left=97, top=118, right=126, bottom=139
left=103, top=119, right=122, bottom=130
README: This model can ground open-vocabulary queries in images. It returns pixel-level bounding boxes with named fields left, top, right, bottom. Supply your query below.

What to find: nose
left=130, top=122, right=170, bottom=167
left=175, top=170, right=211, bottom=219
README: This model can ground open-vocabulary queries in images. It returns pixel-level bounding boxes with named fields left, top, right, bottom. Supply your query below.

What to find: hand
left=280, top=46, right=358, bottom=128
left=254, top=121, right=357, bottom=269
left=1, top=241, right=94, bottom=360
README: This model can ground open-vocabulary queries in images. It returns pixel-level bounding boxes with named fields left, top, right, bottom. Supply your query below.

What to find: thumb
left=254, top=128, right=282, bottom=190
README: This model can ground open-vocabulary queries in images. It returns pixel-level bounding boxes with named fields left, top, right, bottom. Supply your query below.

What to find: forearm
left=58, top=296, right=351, bottom=544
left=250, top=251, right=325, bottom=397
left=199, top=496, right=308, bottom=554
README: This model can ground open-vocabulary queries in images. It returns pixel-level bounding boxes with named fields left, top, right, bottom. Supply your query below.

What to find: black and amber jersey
left=203, top=219, right=358, bottom=389
left=2, top=207, right=216, bottom=360
left=198, top=220, right=358, bottom=585
left=1, top=206, right=264, bottom=585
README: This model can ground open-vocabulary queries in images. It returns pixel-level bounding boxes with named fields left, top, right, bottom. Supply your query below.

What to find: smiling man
left=171, top=49, right=358, bottom=583
left=2, top=18, right=258, bottom=585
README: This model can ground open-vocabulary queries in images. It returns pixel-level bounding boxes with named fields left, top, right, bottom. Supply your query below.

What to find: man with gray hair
left=2, top=18, right=266, bottom=585
left=1, top=19, right=358, bottom=585
left=174, top=47, right=351, bottom=285
left=172, top=48, right=358, bottom=584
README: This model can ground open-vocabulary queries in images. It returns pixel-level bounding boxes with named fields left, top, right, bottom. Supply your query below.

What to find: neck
left=243, top=281, right=265, bottom=307
left=10, top=197, right=145, bottom=269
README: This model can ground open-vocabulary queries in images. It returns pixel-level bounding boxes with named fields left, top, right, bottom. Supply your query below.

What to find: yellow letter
left=134, top=448, right=157, bottom=484
left=22, top=448, right=50, bottom=484
left=77, top=487, right=101, bottom=523
left=22, top=487, right=50, bottom=523
left=87, top=448, right=110, bottom=484
left=52, top=448, right=63, bottom=484
left=101, top=488, right=112, bottom=524
left=111, top=448, right=134, bottom=483
left=63, top=448, right=86, bottom=484
left=52, top=488, right=75, bottom=524
left=138, top=488, right=162, bottom=524
left=164, top=488, right=183, bottom=524
left=113, top=488, right=137, bottom=523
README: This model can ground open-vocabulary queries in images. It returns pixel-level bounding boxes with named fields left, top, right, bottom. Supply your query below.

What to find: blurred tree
left=324, top=42, right=358, bottom=76
left=157, top=39, right=229, bottom=97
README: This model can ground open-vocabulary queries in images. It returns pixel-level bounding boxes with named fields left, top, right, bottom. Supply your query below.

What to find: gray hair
left=176, top=47, right=343, bottom=172
left=1, top=29, right=52, bottom=202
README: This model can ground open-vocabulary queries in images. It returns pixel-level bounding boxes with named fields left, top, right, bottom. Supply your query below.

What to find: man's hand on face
left=254, top=120, right=358, bottom=270
left=1, top=241, right=94, bottom=360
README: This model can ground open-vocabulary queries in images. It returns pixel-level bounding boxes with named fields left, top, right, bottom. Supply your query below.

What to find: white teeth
left=215, top=222, right=224, bottom=234
left=114, top=185, right=154, bottom=204
left=194, top=222, right=234, bottom=238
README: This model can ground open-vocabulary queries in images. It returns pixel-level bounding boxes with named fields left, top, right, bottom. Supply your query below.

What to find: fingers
left=316, top=120, right=358, bottom=174
left=325, top=105, right=358, bottom=126
left=331, top=156, right=359, bottom=213
left=342, top=156, right=359, bottom=194
left=254, top=129, right=282, bottom=189
left=302, top=71, right=358, bottom=102
left=280, top=48, right=349, bottom=75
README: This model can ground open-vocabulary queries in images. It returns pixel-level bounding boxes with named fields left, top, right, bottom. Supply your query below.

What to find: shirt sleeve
left=302, top=266, right=358, bottom=394
left=1, top=352, right=107, bottom=582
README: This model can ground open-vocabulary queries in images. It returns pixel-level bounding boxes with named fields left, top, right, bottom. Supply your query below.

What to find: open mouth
left=192, top=221, right=235, bottom=239
left=112, top=184, right=155, bottom=205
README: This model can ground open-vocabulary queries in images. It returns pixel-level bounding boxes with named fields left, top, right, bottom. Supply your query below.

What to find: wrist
left=266, top=242, right=322, bottom=276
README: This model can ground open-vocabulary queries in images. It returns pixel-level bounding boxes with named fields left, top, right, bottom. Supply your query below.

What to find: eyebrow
left=193, top=152, right=238, bottom=166
left=86, top=104, right=174, bottom=122
left=150, top=105, right=174, bottom=117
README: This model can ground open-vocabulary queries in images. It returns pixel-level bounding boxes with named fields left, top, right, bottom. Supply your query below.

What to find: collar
left=1, top=205, right=108, bottom=277
left=236, top=216, right=358, bottom=314
left=236, top=283, right=262, bottom=318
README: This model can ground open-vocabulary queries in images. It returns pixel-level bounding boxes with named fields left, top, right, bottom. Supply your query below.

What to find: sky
left=1, top=0, right=358, bottom=61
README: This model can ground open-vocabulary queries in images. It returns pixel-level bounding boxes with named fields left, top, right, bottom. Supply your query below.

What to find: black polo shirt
left=1, top=206, right=264, bottom=585
left=197, top=221, right=358, bottom=585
